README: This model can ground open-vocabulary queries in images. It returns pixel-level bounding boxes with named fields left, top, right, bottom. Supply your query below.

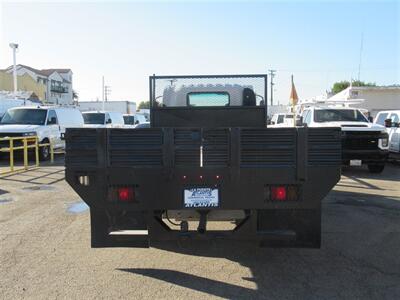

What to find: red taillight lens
left=271, top=186, right=287, bottom=201
left=118, top=187, right=134, bottom=202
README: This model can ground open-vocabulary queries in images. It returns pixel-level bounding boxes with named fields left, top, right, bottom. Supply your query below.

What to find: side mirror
left=295, top=116, right=304, bottom=126
left=384, top=119, right=392, bottom=128
left=106, top=119, right=112, bottom=124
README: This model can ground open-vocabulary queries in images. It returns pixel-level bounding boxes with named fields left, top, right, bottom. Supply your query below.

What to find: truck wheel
left=367, top=164, right=385, bottom=173
left=39, top=139, right=50, bottom=161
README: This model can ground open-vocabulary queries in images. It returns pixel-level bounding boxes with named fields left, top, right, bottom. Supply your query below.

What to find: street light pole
left=9, top=43, right=19, bottom=97
left=268, top=69, right=276, bottom=106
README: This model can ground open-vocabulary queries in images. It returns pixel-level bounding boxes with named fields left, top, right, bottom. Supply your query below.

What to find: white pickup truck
left=301, top=106, right=389, bottom=173
left=374, top=110, right=400, bottom=158
left=0, top=106, right=84, bottom=159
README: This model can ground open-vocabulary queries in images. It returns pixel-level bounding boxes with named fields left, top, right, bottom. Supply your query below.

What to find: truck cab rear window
left=187, top=92, right=229, bottom=107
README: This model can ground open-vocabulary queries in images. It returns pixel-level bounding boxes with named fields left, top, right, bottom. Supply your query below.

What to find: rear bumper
left=89, top=208, right=322, bottom=248
left=67, top=166, right=340, bottom=248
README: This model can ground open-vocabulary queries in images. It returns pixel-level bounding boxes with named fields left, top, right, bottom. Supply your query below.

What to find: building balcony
left=51, top=85, right=68, bottom=93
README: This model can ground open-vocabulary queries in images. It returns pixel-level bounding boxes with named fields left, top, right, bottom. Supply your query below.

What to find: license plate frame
left=183, top=187, right=219, bottom=208
left=350, top=159, right=362, bottom=166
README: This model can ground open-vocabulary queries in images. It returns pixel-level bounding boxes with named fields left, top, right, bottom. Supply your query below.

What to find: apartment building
left=0, top=64, right=74, bottom=105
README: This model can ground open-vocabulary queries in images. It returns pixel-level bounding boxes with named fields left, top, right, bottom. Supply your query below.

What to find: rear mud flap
left=90, top=209, right=150, bottom=248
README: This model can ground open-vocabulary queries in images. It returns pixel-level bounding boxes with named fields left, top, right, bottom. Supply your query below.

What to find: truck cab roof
left=161, top=84, right=259, bottom=107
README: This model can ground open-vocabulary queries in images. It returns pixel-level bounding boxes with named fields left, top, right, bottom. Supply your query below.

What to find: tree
left=138, top=101, right=150, bottom=109
left=331, top=80, right=376, bottom=95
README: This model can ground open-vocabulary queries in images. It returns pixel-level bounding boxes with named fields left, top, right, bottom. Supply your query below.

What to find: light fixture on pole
left=9, top=43, right=19, bottom=97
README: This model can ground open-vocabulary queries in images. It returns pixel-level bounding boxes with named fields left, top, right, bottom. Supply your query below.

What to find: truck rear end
left=65, top=74, right=341, bottom=248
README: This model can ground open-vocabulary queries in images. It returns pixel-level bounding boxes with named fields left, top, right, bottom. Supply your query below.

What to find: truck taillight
left=267, top=186, right=299, bottom=201
left=118, top=187, right=135, bottom=202
left=271, top=186, right=287, bottom=201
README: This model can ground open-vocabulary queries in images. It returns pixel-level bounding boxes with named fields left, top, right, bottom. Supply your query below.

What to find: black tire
left=39, top=140, right=50, bottom=161
left=367, top=164, right=385, bottom=173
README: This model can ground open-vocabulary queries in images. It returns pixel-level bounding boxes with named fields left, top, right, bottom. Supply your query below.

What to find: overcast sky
left=1, top=1, right=398, bottom=104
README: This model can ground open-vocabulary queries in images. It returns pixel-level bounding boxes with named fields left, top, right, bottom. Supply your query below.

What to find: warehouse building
left=329, top=86, right=400, bottom=117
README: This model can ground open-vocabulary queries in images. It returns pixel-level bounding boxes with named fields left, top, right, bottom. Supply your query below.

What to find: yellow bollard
left=23, top=138, right=28, bottom=170
left=10, top=139, right=14, bottom=172
left=35, top=137, right=39, bottom=167
left=50, top=140, right=54, bottom=163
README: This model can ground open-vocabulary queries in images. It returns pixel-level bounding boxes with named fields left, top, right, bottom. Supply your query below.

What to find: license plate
left=350, top=159, right=362, bottom=166
left=184, top=188, right=219, bottom=208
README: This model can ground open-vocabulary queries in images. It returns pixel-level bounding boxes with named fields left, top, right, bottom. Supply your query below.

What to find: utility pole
left=104, top=85, right=111, bottom=102
left=357, top=33, right=364, bottom=81
left=9, top=43, right=19, bottom=98
left=268, top=70, right=276, bottom=106
left=102, top=76, right=105, bottom=111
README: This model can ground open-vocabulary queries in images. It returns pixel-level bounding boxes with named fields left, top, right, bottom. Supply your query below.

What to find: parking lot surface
left=1, top=161, right=399, bottom=299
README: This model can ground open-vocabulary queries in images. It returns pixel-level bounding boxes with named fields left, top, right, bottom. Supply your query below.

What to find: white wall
left=267, top=104, right=288, bottom=117
left=77, top=101, right=136, bottom=114
left=349, top=88, right=400, bottom=117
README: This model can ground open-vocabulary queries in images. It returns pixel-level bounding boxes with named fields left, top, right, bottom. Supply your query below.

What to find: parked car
left=374, top=110, right=400, bottom=157
left=82, top=111, right=125, bottom=127
left=123, top=113, right=147, bottom=125
left=270, top=113, right=294, bottom=127
left=0, top=106, right=84, bottom=160
left=301, top=106, right=389, bottom=173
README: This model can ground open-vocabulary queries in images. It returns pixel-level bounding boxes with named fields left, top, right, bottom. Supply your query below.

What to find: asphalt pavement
left=0, top=161, right=399, bottom=299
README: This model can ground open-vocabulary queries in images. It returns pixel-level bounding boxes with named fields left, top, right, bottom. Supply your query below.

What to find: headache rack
left=149, top=74, right=268, bottom=128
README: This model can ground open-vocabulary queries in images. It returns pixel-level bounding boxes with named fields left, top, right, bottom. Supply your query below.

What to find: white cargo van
left=0, top=106, right=84, bottom=159
left=0, top=99, right=35, bottom=119
left=123, top=113, right=147, bottom=125
left=82, top=111, right=125, bottom=127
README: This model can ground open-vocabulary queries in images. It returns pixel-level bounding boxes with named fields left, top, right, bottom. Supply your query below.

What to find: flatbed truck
left=65, top=74, right=341, bottom=248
